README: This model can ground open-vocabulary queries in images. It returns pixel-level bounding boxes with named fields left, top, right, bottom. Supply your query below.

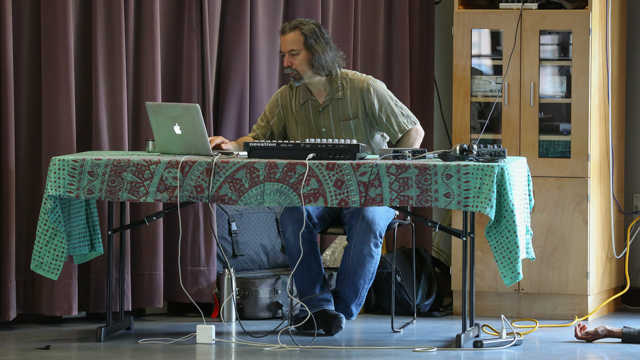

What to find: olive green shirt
left=247, top=69, right=420, bottom=155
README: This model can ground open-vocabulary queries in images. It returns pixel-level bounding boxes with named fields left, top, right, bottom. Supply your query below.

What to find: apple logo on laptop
left=173, top=123, right=182, bottom=134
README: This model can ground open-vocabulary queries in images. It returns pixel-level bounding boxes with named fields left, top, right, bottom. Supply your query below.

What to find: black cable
left=286, top=290, right=318, bottom=346
left=476, top=3, right=524, bottom=145
left=210, top=154, right=401, bottom=342
left=434, top=77, right=452, bottom=147
left=205, top=208, right=300, bottom=339
left=204, top=156, right=298, bottom=340
left=231, top=296, right=290, bottom=338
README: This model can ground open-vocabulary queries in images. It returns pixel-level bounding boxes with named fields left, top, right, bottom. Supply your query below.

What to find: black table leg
left=455, top=210, right=480, bottom=347
left=96, top=201, right=133, bottom=342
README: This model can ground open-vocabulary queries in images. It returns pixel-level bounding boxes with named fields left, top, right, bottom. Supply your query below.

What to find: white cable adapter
left=196, top=324, right=216, bottom=344
left=499, top=315, right=507, bottom=338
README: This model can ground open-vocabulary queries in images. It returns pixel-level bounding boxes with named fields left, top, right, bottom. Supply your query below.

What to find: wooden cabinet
left=451, top=0, right=626, bottom=320
left=519, top=12, right=590, bottom=178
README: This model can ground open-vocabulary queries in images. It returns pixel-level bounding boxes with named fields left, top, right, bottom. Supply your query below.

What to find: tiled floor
left=2, top=309, right=640, bottom=359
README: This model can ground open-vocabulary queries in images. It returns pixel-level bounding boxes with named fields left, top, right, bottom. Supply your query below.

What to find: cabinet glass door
left=452, top=11, right=521, bottom=156
left=471, top=29, right=504, bottom=147
left=520, top=12, right=589, bottom=178
left=538, top=31, right=573, bottom=159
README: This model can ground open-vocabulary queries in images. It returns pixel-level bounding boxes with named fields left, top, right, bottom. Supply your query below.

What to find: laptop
left=145, top=102, right=215, bottom=156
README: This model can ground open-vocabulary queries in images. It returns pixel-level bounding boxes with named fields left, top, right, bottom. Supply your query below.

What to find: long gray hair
left=281, top=18, right=346, bottom=76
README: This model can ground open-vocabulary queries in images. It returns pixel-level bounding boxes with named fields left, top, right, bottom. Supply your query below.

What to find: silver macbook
left=145, top=102, right=214, bottom=156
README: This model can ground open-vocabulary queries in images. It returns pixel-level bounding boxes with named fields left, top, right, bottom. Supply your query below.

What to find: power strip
left=473, top=336, right=523, bottom=348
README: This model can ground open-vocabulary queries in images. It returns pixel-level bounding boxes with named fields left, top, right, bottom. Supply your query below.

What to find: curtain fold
left=0, top=0, right=17, bottom=320
left=0, top=0, right=434, bottom=321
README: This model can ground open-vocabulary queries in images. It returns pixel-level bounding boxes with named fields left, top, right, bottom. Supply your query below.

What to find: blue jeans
left=281, top=206, right=396, bottom=320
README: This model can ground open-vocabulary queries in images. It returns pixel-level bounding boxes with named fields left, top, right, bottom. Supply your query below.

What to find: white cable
left=138, top=333, right=197, bottom=344
left=214, top=153, right=316, bottom=349
left=206, top=154, right=232, bottom=268
left=139, top=155, right=208, bottom=345
left=605, top=0, right=624, bottom=258
left=278, top=153, right=315, bottom=343
left=175, top=156, right=207, bottom=325
left=210, top=314, right=523, bottom=352
left=146, top=155, right=520, bottom=351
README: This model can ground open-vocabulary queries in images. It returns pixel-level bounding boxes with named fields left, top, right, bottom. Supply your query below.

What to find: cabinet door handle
left=504, top=81, right=509, bottom=106
left=530, top=82, right=535, bottom=107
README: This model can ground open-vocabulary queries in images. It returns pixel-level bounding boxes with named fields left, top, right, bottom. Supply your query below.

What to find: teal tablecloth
left=32, top=151, right=535, bottom=286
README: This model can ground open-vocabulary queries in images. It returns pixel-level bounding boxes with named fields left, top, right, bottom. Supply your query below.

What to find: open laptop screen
left=145, top=102, right=213, bottom=156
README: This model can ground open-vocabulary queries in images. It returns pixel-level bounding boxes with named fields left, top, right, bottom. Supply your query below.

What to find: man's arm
left=395, top=124, right=425, bottom=148
left=208, top=87, right=286, bottom=151
left=209, top=135, right=254, bottom=152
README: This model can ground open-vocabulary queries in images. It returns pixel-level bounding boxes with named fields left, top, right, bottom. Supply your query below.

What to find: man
left=209, top=18, right=424, bottom=336
left=575, top=323, right=640, bottom=344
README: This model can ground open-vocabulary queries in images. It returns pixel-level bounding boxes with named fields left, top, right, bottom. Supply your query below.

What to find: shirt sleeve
left=247, top=87, right=288, bottom=141
left=364, top=78, right=420, bottom=145
left=621, top=327, right=640, bottom=344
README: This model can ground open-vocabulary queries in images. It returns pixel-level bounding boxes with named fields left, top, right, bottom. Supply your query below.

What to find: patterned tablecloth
left=32, top=151, right=535, bottom=286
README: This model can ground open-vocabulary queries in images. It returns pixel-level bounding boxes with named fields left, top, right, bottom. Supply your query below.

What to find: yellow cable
left=482, top=215, right=640, bottom=337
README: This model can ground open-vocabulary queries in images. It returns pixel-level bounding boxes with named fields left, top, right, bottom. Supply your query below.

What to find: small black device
left=476, top=145, right=508, bottom=160
left=438, top=142, right=507, bottom=163
left=378, top=148, right=430, bottom=160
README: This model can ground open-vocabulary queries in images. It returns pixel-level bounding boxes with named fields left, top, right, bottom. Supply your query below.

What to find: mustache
left=284, top=67, right=300, bottom=76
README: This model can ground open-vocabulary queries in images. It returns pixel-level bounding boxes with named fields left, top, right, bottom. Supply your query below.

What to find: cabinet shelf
left=471, top=134, right=501, bottom=139
left=540, top=98, right=571, bottom=103
left=472, top=58, right=504, bottom=65
left=540, top=60, right=572, bottom=66
left=471, top=96, right=502, bottom=102
left=539, top=134, right=571, bottom=141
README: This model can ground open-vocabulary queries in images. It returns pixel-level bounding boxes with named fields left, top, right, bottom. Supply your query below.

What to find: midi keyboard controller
left=244, top=140, right=371, bottom=161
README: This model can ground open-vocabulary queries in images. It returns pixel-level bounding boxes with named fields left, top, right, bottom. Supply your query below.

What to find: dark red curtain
left=0, top=0, right=434, bottom=321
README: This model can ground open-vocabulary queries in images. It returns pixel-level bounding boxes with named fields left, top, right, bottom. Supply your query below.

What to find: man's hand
left=574, top=323, right=622, bottom=342
left=209, top=135, right=254, bottom=152
left=209, top=136, right=233, bottom=150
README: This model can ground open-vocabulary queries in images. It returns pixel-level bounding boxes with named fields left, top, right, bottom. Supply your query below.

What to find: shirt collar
left=299, top=70, right=345, bottom=106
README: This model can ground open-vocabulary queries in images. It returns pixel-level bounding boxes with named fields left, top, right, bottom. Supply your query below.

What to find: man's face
left=280, top=30, right=313, bottom=86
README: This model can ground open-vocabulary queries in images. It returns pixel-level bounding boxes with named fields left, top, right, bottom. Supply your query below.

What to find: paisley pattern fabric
left=32, top=151, right=535, bottom=286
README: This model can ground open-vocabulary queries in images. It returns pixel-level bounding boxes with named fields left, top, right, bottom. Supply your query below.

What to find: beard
left=284, top=67, right=304, bottom=86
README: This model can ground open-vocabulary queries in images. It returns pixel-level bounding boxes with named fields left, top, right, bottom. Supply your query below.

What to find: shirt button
left=322, top=128, right=326, bottom=132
